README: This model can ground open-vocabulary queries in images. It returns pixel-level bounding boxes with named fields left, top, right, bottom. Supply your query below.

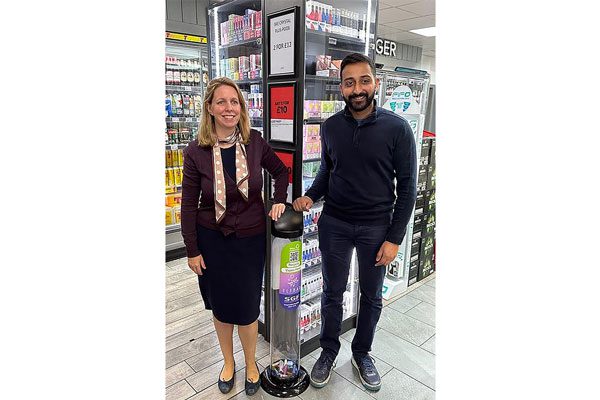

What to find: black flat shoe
left=245, top=362, right=261, bottom=396
left=218, top=363, right=235, bottom=394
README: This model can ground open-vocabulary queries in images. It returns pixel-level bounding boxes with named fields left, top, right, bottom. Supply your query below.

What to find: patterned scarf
left=212, top=127, right=249, bottom=223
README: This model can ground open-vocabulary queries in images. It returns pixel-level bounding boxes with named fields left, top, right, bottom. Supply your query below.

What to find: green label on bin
left=279, top=241, right=301, bottom=310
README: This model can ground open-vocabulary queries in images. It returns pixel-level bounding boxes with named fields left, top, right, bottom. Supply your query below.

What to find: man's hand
left=375, top=241, right=399, bottom=266
left=292, top=196, right=314, bottom=212
left=188, top=254, right=207, bottom=275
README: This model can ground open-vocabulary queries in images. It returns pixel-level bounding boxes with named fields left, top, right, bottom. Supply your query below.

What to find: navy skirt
left=196, top=225, right=266, bottom=325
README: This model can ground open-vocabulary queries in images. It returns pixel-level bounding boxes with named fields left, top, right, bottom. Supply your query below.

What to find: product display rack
left=375, top=67, right=432, bottom=299
left=165, top=33, right=210, bottom=257
left=207, top=0, right=265, bottom=134
left=259, top=0, right=379, bottom=356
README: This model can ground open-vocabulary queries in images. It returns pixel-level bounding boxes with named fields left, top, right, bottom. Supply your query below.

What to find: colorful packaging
left=178, top=149, right=184, bottom=166
left=173, top=205, right=181, bottom=224
left=165, top=149, right=173, bottom=167
left=166, top=207, right=174, bottom=225
left=167, top=168, right=175, bottom=187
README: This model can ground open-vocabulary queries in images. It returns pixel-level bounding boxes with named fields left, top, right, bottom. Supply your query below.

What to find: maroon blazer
left=181, top=129, right=289, bottom=257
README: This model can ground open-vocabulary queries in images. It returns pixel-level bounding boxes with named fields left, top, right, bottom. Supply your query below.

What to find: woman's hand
left=268, top=203, right=286, bottom=221
left=188, top=254, right=207, bottom=275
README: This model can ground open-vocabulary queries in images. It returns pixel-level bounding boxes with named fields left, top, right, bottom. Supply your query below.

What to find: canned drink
left=174, top=166, right=182, bottom=186
left=167, top=168, right=175, bottom=187
left=178, top=149, right=185, bottom=166
left=165, top=149, right=172, bottom=167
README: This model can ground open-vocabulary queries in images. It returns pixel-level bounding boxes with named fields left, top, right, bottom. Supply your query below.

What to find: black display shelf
left=220, top=36, right=262, bottom=50
left=305, top=29, right=366, bottom=46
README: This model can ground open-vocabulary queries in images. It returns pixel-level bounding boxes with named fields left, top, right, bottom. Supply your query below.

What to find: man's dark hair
left=340, top=53, right=376, bottom=79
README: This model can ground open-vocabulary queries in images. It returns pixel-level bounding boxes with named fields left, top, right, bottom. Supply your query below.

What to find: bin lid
left=271, top=204, right=303, bottom=239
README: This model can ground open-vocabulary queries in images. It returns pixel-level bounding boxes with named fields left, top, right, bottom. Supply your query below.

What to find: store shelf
left=166, top=223, right=181, bottom=233
left=301, top=290, right=322, bottom=304
left=234, top=77, right=262, bottom=85
left=220, top=36, right=262, bottom=50
left=166, top=117, right=199, bottom=123
left=303, top=118, right=326, bottom=123
left=305, top=74, right=339, bottom=82
left=305, top=29, right=366, bottom=46
left=303, top=157, right=321, bottom=163
left=166, top=64, right=202, bottom=71
left=165, top=142, right=189, bottom=149
left=302, top=260, right=321, bottom=272
left=166, top=85, right=202, bottom=93
left=300, top=325, right=321, bottom=344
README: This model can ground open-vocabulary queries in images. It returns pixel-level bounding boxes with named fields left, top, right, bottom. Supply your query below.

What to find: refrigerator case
left=207, top=0, right=264, bottom=134
left=377, top=68, right=431, bottom=299
left=165, top=35, right=209, bottom=253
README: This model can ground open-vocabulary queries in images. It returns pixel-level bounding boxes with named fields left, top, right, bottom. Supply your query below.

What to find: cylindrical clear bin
left=260, top=204, right=310, bottom=397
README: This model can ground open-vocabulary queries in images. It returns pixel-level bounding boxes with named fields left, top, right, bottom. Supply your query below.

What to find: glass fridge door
left=165, top=40, right=209, bottom=251
left=208, top=0, right=264, bottom=133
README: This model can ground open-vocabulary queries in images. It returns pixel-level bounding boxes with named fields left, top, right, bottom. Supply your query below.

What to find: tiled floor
left=165, top=257, right=436, bottom=400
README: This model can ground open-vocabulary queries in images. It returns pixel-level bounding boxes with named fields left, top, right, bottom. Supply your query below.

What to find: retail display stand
left=376, top=67, right=432, bottom=299
left=260, top=205, right=310, bottom=397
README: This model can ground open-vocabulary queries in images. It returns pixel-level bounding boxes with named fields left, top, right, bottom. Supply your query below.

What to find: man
left=292, top=53, right=417, bottom=392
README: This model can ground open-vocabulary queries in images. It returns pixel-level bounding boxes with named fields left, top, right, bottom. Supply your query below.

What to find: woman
left=181, top=77, right=288, bottom=396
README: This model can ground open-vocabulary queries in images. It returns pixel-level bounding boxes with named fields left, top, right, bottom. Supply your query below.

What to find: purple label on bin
left=279, top=241, right=301, bottom=310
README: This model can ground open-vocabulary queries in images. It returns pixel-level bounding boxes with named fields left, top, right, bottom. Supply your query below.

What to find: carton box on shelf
left=418, top=255, right=434, bottom=281
left=425, top=189, right=436, bottom=213
left=409, top=254, right=419, bottom=279
left=427, top=164, right=436, bottom=190
left=165, top=207, right=175, bottom=225
left=415, top=190, right=425, bottom=209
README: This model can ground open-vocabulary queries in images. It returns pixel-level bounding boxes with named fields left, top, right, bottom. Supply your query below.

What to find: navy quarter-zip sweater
left=305, top=106, right=417, bottom=245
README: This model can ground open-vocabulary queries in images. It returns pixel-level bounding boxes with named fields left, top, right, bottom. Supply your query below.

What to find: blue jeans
left=317, top=213, right=389, bottom=359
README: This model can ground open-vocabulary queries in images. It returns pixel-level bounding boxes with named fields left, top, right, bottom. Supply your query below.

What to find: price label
left=171, top=117, right=180, bottom=122
left=170, top=145, right=178, bottom=151
left=184, top=86, right=191, bottom=91
left=328, top=37, right=337, bottom=45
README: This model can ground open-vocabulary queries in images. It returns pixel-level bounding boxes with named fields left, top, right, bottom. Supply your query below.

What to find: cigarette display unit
left=165, top=33, right=209, bottom=255
left=376, top=67, right=431, bottom=299
left=259, top=0, right=379, bottom=356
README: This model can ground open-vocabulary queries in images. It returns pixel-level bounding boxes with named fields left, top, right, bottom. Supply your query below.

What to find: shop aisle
left=165, top=257, right=436, bottom=400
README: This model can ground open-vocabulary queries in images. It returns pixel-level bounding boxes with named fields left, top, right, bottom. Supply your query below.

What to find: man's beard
left=343, top=90, right=375, bottom=112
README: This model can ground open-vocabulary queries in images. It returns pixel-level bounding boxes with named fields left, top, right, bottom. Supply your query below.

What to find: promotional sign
left=165, top=32, right=207, bottom=44
left=279, top=241, right=302, bottom=310
left=270, top=84, right=295, bottom=143
left=274, top=151, right=294, bottom=203
left=268, top=9, right=296, bottom=76
left=382, top=85, right=420, bottom=115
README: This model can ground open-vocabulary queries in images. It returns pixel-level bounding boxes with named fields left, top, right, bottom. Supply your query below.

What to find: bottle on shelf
left=180, top=65, right=188, bottom=85
left=173, top=68, right=181, bottom=85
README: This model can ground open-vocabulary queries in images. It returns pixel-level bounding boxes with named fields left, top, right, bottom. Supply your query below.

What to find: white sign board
left=269, top=11, right=295, bottom=76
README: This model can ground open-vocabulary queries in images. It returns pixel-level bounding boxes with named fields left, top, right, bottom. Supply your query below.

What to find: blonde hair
left=198, top=77, right=251, bottom=147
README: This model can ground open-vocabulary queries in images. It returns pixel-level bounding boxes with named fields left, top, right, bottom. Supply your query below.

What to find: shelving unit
left=261, top=0, right=379, bottom=356
left=165, top=34, right=209, bottom=254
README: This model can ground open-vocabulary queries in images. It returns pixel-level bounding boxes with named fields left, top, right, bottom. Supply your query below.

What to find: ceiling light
left=409, top=27, right=436, bottom=37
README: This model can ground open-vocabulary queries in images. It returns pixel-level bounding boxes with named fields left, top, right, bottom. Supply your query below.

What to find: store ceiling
left=376, top=0, right=435, bottom=58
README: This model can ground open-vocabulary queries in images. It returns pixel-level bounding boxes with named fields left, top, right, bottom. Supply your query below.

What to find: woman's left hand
left=268, top=203, right=286, bottom=221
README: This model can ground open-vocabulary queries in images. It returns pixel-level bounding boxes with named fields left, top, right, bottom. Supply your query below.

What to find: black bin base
left=260, top=365, right=310, bottom=398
